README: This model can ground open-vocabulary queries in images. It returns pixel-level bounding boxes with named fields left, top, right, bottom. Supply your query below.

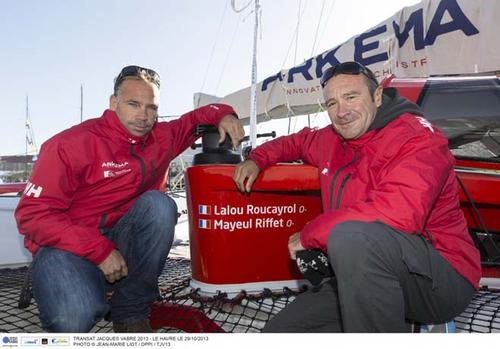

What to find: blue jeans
left=31, top=191, right=177, bottom=332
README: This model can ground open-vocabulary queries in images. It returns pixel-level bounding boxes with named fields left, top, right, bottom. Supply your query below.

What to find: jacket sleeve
left=164, top=103, right=237, bottom=158
left=15, top=139, right=116, bottom=265
left=300, top=131, right=454, bottom=250
left=248, top=127, right=321, bottom=169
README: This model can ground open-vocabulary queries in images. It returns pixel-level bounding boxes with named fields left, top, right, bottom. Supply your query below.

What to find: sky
left=0, top=0, right=420, bottom=156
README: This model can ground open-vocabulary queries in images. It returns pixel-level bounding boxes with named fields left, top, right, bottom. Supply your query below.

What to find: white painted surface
left=0, top=196, right=32, bottom=266
left=0, top=193, right=191, bottom=267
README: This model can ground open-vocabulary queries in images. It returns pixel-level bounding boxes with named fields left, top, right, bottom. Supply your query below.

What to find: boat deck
left=1, top=258, right=500, bottom=333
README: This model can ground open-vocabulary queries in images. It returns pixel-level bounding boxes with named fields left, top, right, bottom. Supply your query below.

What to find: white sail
left=194, top=0, right=500, bottom=123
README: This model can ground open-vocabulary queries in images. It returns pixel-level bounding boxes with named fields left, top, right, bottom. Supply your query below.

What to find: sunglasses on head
left=320, top=61, right=378, bottom=88
left=115, top=65, right=161, bottom=89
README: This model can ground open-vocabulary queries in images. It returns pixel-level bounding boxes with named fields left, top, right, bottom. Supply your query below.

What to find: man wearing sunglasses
left=233, top=61, right=479, bottom=332
left=16, top=65, right=244, bottom=333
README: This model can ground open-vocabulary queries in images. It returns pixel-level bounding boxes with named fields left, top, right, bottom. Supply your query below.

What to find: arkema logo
left=101, top=161, right=129, bottom=168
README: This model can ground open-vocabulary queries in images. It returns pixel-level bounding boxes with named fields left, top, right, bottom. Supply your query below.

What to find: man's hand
left=233, top=160, right=260, bottom=193
left=288, top=232, right=305, bottom=260
left=98, top=249, right=128, bottom=283
left=218, top=114, right=245, bottom=149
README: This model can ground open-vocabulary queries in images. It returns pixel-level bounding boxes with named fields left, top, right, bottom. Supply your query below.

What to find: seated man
left=15, top=65, right=244, bottom=333
left=233, top=61, right=480, bottom=332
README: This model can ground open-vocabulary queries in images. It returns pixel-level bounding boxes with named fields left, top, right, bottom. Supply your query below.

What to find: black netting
left=455, top=288, right=500, bottom=332
left=0, top=266, right=113, bottom=333
left=1, top=259, right=500, bottom=333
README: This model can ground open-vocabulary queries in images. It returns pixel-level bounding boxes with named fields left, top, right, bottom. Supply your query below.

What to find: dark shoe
left=113, top=319, right=154, bottom=333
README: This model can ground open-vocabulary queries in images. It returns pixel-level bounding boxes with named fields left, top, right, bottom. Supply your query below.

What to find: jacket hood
left=368, top=87, right=423, bottom=131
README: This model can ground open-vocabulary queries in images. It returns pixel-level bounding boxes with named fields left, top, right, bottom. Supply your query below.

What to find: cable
left=200, top=2, right=228, bottom=93
left=310, top=0, right=327, bottom=56
left=215, top=12, right=243, bottom=95
left=456, top=175, right=500, bottom=261
left=317, top=0, right=337, bottom=53
left=279, top=0, right=308, bottom=70
left=231, top=0, right=253, bottom=13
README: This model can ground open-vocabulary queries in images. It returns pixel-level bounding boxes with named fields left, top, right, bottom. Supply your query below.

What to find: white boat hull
left=0, top=196, right=32, bottom=266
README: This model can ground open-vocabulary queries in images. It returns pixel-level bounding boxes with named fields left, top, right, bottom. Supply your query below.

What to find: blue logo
left=2, top=337, right=9, bottom=344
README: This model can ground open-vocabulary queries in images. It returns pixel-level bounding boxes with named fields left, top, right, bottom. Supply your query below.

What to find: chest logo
left=102, top=161, right=131, bottom=178
left=416, top=117, right=434, bottom=133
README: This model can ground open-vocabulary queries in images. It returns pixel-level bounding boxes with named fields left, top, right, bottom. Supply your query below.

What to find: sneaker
left=414, top=321, right=456, bottom=333
left=113, top=319, right=154, bottom=333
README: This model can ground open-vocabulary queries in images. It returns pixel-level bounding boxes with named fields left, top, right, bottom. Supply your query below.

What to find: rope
left=215, top=12, right=243, bottom=95
left=199, top=2, right=228, bottom=93
left=317, top=0, right=337, bottom=54
left=310, top=0, right=327, bottom=56
left=231, top=0, right=253, bottom=13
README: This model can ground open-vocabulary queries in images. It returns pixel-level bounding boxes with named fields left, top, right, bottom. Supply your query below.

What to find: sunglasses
left=320, top=61, right=378, bottom=88
left=114, top=65, right=161, bottom=90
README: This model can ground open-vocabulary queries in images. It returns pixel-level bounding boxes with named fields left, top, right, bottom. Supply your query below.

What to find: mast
left=249, top=0, right=260, bottom=148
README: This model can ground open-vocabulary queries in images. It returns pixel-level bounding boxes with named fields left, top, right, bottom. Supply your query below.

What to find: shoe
left=414, top=321, right=456, bottom=333
left=113, top=319, right=154, bottom=333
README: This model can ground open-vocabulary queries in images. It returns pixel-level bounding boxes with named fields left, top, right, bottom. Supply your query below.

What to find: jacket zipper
left=99, top=213, right=108, bottom=228
left=328, top=151, right=357, bottom=210
left=335, top=173, right=351, bottom=209
left=150, top=160, right=155, bottom=179
left=129, top=143, right=146, bottom=191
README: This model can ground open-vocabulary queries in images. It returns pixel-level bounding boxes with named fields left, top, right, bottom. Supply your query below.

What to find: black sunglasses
left=320, top=61, right=378, bottom=88
left=114, top=65, right=161, bottom=90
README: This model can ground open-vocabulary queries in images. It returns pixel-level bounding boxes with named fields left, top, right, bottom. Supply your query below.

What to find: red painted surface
left=186, top=162, right=500, bottom=286
left=384, top=77, right=426, bottom=103
left=149, top=302, right=224, bottom=332
left=186, top=164, right=321, bottom=285
left=0, top=183, right=25, bottom=195
left=457, top=170, right=500, bottom=231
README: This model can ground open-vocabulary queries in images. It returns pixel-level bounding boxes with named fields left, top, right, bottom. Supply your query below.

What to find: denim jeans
left=31, top=190, right=178, bottom=332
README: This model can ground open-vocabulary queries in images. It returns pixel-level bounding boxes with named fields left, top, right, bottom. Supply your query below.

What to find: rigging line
left=215, top=12, right=243, bottom=95
left=279, top=1, right=308, bottom=70
left=200, top=2, right=228, bottom=93
left=294, top=0, right=302, bottom=65
left=282, top=0, right=307, bottom=135
left=310, top=0, right=327, bottom=56
left=317, top=0, right=337, bottom=53
left=231, top=0, right=253, bottom=13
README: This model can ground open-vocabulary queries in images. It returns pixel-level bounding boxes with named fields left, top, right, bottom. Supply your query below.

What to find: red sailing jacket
left=249, top=90, right=480, bottom=289
left=15, top=104, right=235, bottom=265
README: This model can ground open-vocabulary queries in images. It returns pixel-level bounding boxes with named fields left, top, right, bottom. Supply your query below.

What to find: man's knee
left=327, top=221, right=373, bottom=254
left=43, top=299, right=108, bottom=333
left=138, top=191, right=178, bottom=234
left=137, top=192, right=177, bottom=253
left=326, top=221, right=397, bottom=267
left=139, top=191, right=177, bottom=220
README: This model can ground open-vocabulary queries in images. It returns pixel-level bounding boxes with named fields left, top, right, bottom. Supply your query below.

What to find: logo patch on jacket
left=416, top=117, right=434, bottom=133
left=24, top=181, right=43, bottom=198
left=102, top=161, right=131, bottom=178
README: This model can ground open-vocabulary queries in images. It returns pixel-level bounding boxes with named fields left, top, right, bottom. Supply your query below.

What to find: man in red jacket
left=233, top=61, right=480, bottom=332
left=16, top=65, right=244, bottom=333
